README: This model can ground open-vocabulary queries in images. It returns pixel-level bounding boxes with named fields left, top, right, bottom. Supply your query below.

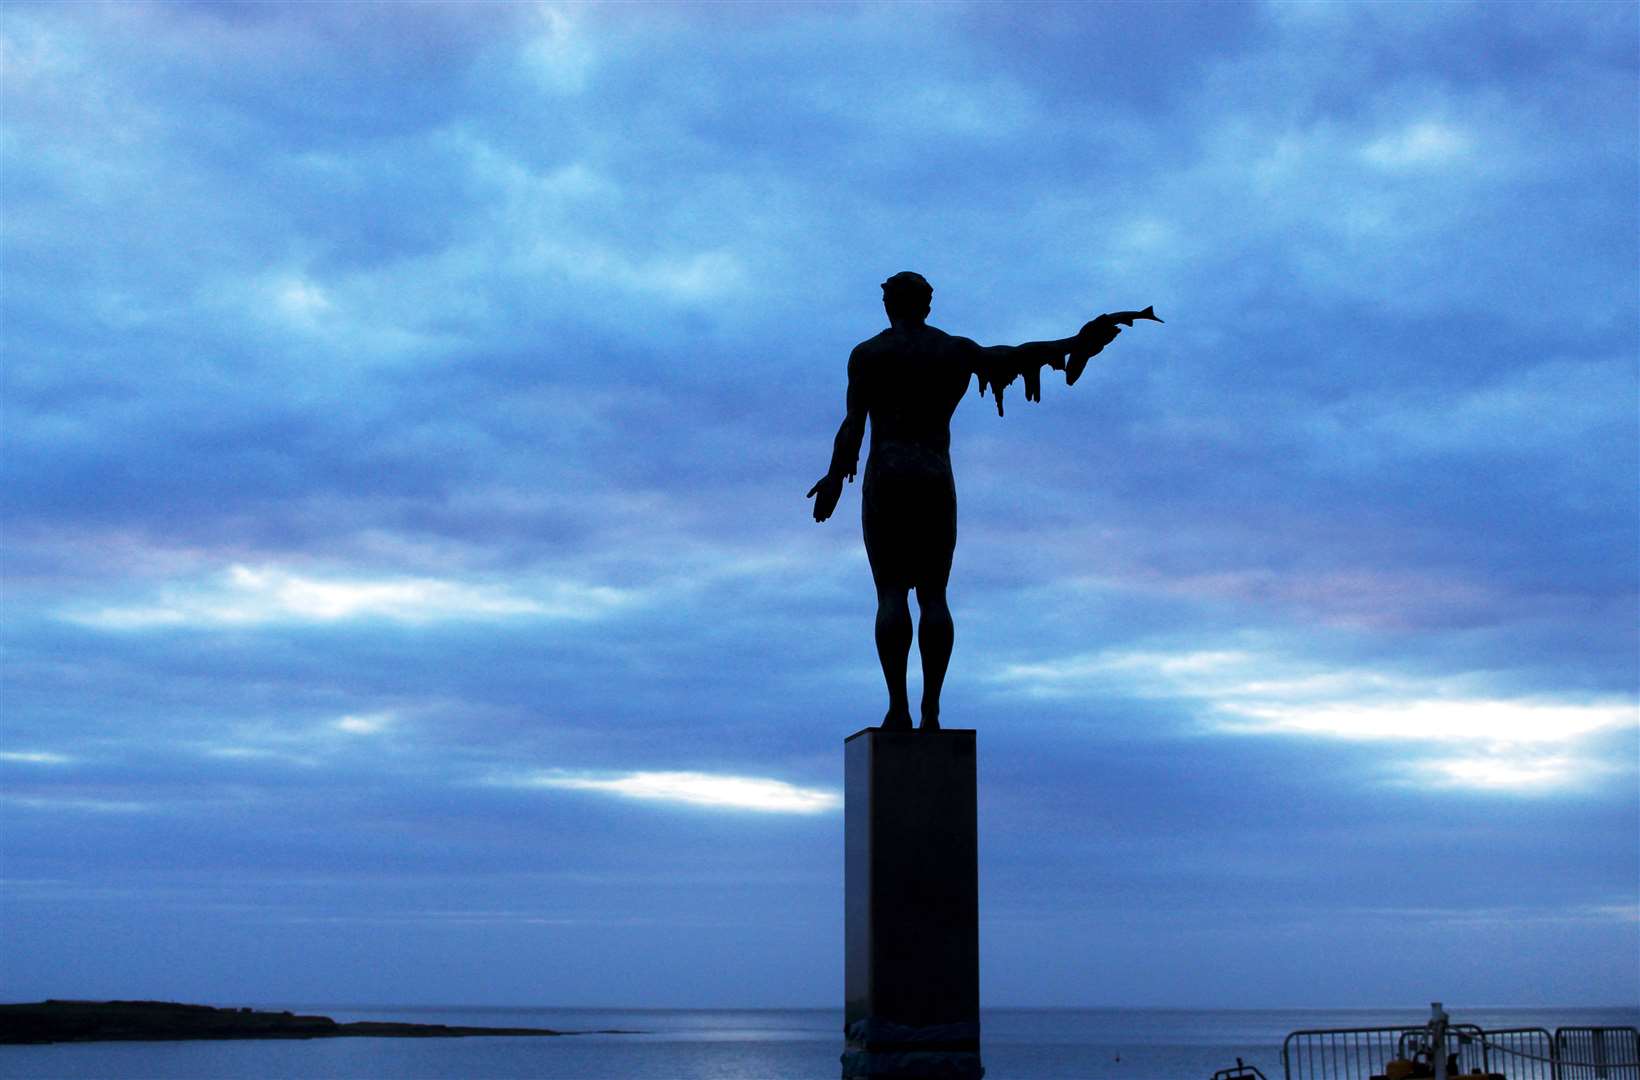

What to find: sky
left=3, top=1, right=1636, bottom=1010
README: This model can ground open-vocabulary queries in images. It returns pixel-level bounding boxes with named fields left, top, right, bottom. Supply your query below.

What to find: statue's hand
left=1077, top=315, right=1122, bottom=352
left=1066, top=316, right=1122, bottom=386
left=807, top=473, right=845, bottom=523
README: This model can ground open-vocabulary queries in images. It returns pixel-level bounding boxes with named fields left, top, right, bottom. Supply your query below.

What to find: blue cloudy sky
left=3, top=1, right=1636, bottom=1009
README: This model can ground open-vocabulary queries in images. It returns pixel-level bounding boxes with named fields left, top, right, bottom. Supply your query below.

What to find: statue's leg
left=863, top=459, right=914, bottom=730
left=875, top=584, right=914, bottom=730
left=915, top=458, right=957, bottom=732
left=915, top=584, right=953, bottom=731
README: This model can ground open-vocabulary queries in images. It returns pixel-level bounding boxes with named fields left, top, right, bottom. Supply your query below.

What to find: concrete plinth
left=842, top=728, right=982, bottom=1080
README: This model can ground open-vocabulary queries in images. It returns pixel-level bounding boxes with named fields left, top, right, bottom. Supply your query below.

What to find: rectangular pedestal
left=843, top=727, right=982, bottom=1079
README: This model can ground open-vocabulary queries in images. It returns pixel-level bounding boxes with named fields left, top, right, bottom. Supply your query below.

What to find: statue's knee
left=875, top=596, right=911, bottom=628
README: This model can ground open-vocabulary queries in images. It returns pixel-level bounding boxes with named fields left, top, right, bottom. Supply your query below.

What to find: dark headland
left=0, top=1000, right=636, bottom=1045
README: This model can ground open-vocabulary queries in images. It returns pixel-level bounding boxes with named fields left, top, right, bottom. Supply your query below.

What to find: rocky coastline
left=0, top=1000, right=630, bottom=1045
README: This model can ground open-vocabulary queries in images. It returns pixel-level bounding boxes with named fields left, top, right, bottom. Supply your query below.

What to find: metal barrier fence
left=1554, top=1027, right=1640, bottom=1080
left=1281, top=1023, right=1640, bottom=1080
left=1465, top=1027, right=1556, bottom=1080
left=1282, top=1025, right=1412, bottom=1080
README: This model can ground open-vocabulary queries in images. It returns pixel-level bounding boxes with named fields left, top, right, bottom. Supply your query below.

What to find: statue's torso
left=856, top=324, right=972, bottom=461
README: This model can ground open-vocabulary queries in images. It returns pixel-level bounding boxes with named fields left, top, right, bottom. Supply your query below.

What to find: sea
left=1, top=1005, right=1635, bottom=1080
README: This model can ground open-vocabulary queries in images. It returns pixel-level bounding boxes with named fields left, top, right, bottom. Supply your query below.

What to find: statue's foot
left=881, top=707, right=913, bottom=731
left=919, top=711, right=941, bottom=732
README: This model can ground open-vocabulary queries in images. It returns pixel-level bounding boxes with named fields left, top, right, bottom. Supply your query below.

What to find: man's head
left=881, top=271, right=932, bottom=324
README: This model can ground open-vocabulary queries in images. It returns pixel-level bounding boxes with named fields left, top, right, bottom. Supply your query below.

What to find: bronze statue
left=808, top=272, right=1159, bottom=731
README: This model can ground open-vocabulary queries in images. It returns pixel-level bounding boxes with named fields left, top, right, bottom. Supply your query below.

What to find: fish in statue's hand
left=1066, top=306, right=1162, bottom=387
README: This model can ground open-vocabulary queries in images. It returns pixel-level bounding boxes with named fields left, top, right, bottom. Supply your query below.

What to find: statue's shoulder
left=927, top=325, right=980, bottom=358
left=851, top=326, right=966, bottom=366
left=859, top=325, right=956, bottom=346
left=849, top=330, right=895, bottom=365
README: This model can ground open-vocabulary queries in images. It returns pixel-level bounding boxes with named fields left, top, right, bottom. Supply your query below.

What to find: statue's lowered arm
left=974, top=306, right=1162, bottom=416
left=807, top=347, right=867, bottom=523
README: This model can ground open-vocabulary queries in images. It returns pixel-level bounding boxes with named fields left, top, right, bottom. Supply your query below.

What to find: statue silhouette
left=808, top=272, right=1158, bottom=731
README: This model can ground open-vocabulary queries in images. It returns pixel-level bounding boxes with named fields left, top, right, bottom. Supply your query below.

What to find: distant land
left=0, top=1000, right=638, bottom=1045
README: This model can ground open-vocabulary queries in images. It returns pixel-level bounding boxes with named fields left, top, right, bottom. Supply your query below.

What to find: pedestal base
left=843, top=727, right=982, bottom=1079
left=840, top=1017, right=983, bottom=1080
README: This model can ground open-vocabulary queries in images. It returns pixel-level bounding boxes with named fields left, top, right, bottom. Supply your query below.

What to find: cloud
left=175, top=710, right=414, bottom=771
left=1411, top=753, right=1584, bottom=792
left=1360, top=119, right=1472, bottom=170
left=3, top=795, right=152, bottom=815
left=507, top=770, right=841, bottom=815
left=333, top=712, right=394, bottom=735
left=517, top=3, right=598, bottom=95
left=1304, top=902, right=1640, bottom=929
left=1221, top=697, right=1636, bottom=792
left=993, top=645, right=1638, bottom=793
left=198, top=745, right=320, bottom=767
left=61, top=563, right=627, bottom=628
left=1218, top=697, right=1635, bottom=745
left=0, top=751, right=73, bottom=765
left=270, top=276, right=334, bottom=322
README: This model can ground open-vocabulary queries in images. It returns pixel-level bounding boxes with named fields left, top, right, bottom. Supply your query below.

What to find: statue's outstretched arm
left=972, top=308, right=1159, bottom=415
left=807, top=347, right=867, bottom=523
left=971, top=328, right=1108, bottom=417
left=973, top=339, right=1069, bottom=416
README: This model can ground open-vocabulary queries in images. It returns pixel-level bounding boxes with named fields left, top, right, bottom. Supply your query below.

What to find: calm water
left=1, top=1005, right=1635, bottom=1079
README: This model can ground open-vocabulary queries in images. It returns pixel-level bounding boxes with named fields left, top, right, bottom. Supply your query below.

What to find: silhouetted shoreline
left=0, top=1000, right=640, bottom=1045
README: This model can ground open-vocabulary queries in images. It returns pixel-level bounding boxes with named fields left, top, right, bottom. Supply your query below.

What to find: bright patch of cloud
left=0, top=751, right=73, bottom=765
left=4, top=795, right=151, bottom=814
left=334, top=712, right=394, bottom=735
left=1412, top=753, right=1583, bottom=792
left=279, top=909, right=604, bottom=928
left=273, top=276, right=333, bottom=321
left=1590, top=903, right=1640, bottom=925
left=1217, top=698, right=1635, bottom=744
left=1361, top=120, right=1472, bottom=170
left=200, top=745, right=318, bottom=766
left=995, top=647, right=1403, bottom=700
left=513, top=770, right=841, bottom=815
left=520, top=4, right=595, bottom=94
left=1333, top=902, right=1640, bottom=928
left=1115, top=215, right=1180, bottom=255
left=1004, top=648, right=1252, bottom=684
left=517, top=239, right=747, bottom=302
left=63, top=564, right=627, bottom=628
left=993, top=647, right=1638, bottom=793
left=188, top=711, right=407, bottom=765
